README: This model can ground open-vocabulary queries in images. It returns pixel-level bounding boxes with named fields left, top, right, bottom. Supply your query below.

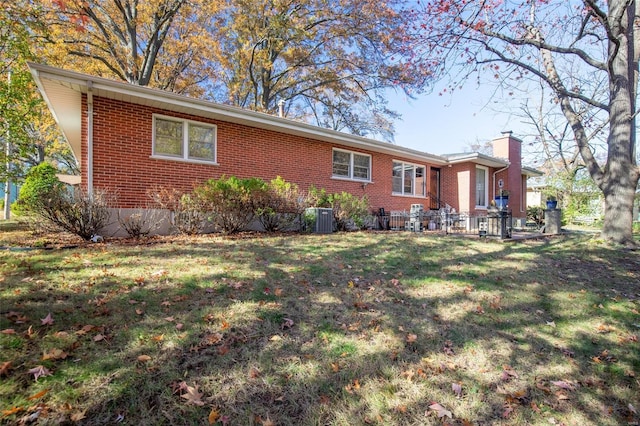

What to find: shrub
left=34, top=188, right=113, bottom=240
left=13, top=162, right=65, bottom=216
left=147, top=187, right=207, bottom=235
left=254, top=176, right=305, bottom=232
left=195, top=176, right=265, bottom=234
left=328, top=192, right=370, bottom=231
left=117, top=209, right=163, bottom=238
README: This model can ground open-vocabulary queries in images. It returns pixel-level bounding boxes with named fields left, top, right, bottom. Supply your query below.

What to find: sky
left=385, top=82, right=530, bottom=157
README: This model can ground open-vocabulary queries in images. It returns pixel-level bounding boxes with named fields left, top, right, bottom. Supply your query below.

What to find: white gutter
left=492, top=164, right=509, bottom=200
left=87, top=81, right=94, bottom=196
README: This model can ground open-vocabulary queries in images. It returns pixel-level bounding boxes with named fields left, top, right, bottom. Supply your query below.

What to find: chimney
left=278, top=99, right=285, bottom=118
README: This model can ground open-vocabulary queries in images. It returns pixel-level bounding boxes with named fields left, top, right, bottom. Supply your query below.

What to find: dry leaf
left=1, top=328, right=16, bottom=334
left=0, top=361, right=12, bottom=377
left=176, top=323, right=184, bottom=330
left=40, top=313, right=54, bottom=326
left=27, top=389, right=49, bottom=400
left=152, top=334, right=164, bottom=342
left=274, top=287, right=284, bottom=296
left=249, top=367, right=261, bottom=378
left=261, top=416, right=275, bottom=426
left=42, top=348, right=68, bottom=361
left=93, top=334, right=105, bottom=342
left=137, top=355, right=152, bottom=362
left=406, top=333, right=418, bottom=343
left=135, top=309, right=144, bottom=315
left=551, top=380, right=575, bottom=391
left=28, top=365, right=52, bottom=381
left=629, top=403, right=637, bottom=414
left=208, top=409, right=220, bottom=425
left=331, top=363, right=340, bottom=373
left=281, top=318, right=294, bottom=329
left=70, top=410, right=87, bottom=421
left=452, top=382, right=462, bottom=397
left=181, top=384, right=204, bottom=406
left=2, top=406, right=24, bottom=417
left=428, top=402, right=452, bottom=418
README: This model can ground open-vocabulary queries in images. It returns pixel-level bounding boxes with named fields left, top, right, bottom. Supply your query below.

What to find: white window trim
left=391, top=160, right=426, bottom=197
left=475, top=165, right=489, bottom=209
left=152, top=114, right=218, bottom=164
left=331, top=148, right=371, bottom=181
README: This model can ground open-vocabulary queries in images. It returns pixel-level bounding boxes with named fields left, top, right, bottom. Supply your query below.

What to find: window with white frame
left=153, top=115, right=216, bottom=162
left=475, top=166, right=488, bottom=207
left=392, top=161, right=426, bottom=196
left=332, top=149, right=371, bottom=180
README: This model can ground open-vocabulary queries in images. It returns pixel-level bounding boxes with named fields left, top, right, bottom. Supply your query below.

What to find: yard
left=1, top=226, right=639, bottom=425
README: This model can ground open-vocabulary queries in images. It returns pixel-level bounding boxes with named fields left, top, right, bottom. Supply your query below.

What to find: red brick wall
left=82, top=96, right=442, bottom=213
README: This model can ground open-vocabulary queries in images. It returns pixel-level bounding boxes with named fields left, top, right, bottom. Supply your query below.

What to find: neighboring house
left=29, top=63, right=541, bottom=232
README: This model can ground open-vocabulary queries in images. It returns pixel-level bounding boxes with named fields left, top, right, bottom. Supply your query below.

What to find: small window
left=332, top=149, right=371, bottom=181
left=476, top=166, right=488, bottom=207
left=392, top=161, right=426, bottom=196
left=153, top=115, right=216, bottom=163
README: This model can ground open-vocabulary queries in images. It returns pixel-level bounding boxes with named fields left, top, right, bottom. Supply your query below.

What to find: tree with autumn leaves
left=33, top=0, right=425, bottom=140
left=413, top=0, right=639, bottom=245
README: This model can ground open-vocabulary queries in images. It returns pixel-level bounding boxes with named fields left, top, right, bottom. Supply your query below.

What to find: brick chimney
left=492, top=131, right=524, bottom=214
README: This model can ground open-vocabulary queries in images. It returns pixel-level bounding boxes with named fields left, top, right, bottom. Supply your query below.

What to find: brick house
left=29, top=63, right=541, bottom=232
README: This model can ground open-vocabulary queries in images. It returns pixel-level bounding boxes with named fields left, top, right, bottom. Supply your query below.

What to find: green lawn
left=1, top=229, right=639, bottom=425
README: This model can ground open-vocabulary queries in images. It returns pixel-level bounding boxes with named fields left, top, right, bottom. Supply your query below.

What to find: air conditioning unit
left=305, top=208, right=333, bottom=234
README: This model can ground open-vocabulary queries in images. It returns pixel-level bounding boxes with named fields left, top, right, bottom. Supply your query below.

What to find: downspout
left=86, top=81, right=94, bottom=196
left=492, top=164, right=509, bottom=200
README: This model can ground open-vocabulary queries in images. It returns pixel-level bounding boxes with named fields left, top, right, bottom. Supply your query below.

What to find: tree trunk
left=599, top=0, right=640, bottom=245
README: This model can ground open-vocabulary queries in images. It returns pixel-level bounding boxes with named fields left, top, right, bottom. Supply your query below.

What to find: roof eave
left=28, top=62, right=449, bottom=166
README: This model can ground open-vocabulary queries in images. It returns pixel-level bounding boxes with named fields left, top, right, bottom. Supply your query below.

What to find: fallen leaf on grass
left=281, top=318, right=294, bottom=329
left=28, top=365, right=52, bottom=381
left=260, top=416, right=275, bottom=426
left=629, top=403, right=637, bottom=414
left=428, top=402, right=452, bottom=418
left=180, top=383, right=204, bottom=406
left=0, top=361, right=12, bottom=377
left=249, top=367, right=261, bottom=378
left=500, top=365, right=518, bottom=381
left=406, top=333, right=417, bottom=343
left=2, top=406, right=24, bottom=417
left=452, top=382, right=462, bottom=397
left=344, top=379, right=361, bottom=394
left=208, top=409, right=220, bottom=425
left=6, top=311, right=28, bottom=324
left=546, top=321, right=556, bottom=328
left=70, top=410, right=86, bottom=421
left=27, top=389, right=49, bottom=400
left=40, top=313, right=54, bottom=326
left=93, top=334, right=105, bottom=342
left=137, top=355, right=152, bottom=362
left=551, top=380, right=576, bottom=391
left=75, top=325, right=95, bottom=335
left=1, top=328, right=16, bottom=334
left=42, top=348, right=68, bottom=360
left=152, top=334, right=164, bottom=342
left=135, top=309, right=144, bottom=315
